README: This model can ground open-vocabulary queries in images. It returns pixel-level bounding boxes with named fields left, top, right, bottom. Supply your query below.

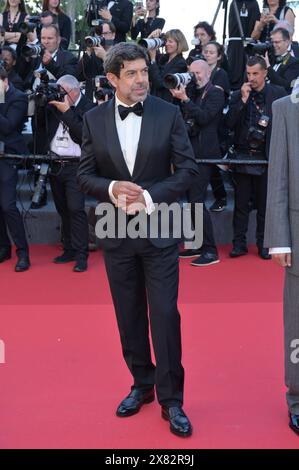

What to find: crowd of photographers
left=0, top=0, right=298, bottom=271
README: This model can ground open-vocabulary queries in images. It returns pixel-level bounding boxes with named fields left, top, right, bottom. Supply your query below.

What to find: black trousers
left=104, top=238, right=184, bottom=407
left=187, top=163, right=218, bottom=255
left=232, top=170, right=268, bottom=248
left=49, top=163, right=89, bottom=258
left=0, top=160, right=28, bottom=255
left=210, top=166, right=227, bottom=201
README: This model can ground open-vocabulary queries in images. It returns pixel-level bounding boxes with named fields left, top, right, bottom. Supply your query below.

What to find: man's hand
left=170, top=84, right=188, bottom=101
left=42, top=49, right=53, bottom=65
left=112, top=181, right=143, bottom=203
left=264, top=51, right=271, bottom=69
left=93, top=45, right=107, bottom=60
left=272, top=253, right=292, bottom=267
left=99, top=7, right=112, bottom=21
left=49, top=95, right=70, bottom=113
left=241, top=82, right=252, bottom=103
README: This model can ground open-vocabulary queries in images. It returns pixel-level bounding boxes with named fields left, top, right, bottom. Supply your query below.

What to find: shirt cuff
left=108, top=180, right=117, bottom=204
left=269, top=247, right=292, bottom=254
left=143, top=190, right=155, bottom=215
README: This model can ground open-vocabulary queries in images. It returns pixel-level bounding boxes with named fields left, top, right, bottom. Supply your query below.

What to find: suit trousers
left=284, top=271, right=299, bottom=414
left=49, top=162, right=89, bottom=258
left=0, top=160, right=28, bottom=255
left=187, top=163, right=218, bottom=255
left=103, top=237, right=184, bottom=407
left=232, top=170, right=268, bottom=248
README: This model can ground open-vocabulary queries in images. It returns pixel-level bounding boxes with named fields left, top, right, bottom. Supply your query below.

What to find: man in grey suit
left=264, top=90, right=299, bottom=436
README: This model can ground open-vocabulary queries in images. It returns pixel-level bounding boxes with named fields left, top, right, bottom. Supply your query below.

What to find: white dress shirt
left=50, top=94, right=82, bottom=157
left=108, top=95, right=155, bottom=214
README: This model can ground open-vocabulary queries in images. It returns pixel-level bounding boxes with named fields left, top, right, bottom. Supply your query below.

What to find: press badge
left=56, top=136, right=69, bottom=148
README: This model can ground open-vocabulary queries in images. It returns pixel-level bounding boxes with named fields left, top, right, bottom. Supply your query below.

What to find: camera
left=247, top=114, right=270, bottom=150
left=163, top=72, right=195, bottom=90
left=95, top=0, right=108, bottom=9
left=93, top=75, right=114, bottom=101
left=33, top=68, right=67, bottom=107
left=84, top=35, right=106, bottom=48
left=21, top=43, right=44, bottom=58
left=31, top=163, right=49, bottom=206
left=19, top=16, right=41, bottom=35
left=245, top=40, right=275, bottom=62
left=138, top=37, right=166, bottom=50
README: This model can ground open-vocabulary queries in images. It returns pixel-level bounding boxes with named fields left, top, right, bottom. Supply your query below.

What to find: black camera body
left=34, top=69, right=67, bottom=107
left=93, top=75, right=114, bottom=101
left=247, top=114, right=270, bottom=150
left=245, top=40, right=275, bottom=64
left=19, top=16, right=41, bottom=35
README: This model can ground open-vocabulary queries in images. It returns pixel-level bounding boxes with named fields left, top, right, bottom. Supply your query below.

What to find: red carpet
left=0, top=245, right=298, bottom=449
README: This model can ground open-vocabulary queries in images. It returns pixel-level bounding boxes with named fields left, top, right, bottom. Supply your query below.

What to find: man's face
left=41, top=15, right=54, bottom=27
left=101, top=23, right=115, bottom=47
left=41, top=27, right=60, bottom=53
left=189, top=61, right=211, bottom=88
left=271, top=32, right=290, bottom=56
left=246, top=64, right=267, bottom=91
left=59, top=82, right=80, bottom=106
left=107, top=58, right=149, bottom=105
left=1, top=50, right=15, bottom=71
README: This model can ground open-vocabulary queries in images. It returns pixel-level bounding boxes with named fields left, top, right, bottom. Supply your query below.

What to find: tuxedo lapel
left=104, top=98, right=132, bottom=180
left=132, top=95, right=155, bottom=180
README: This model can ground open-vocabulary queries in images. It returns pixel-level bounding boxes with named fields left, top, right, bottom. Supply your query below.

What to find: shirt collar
left=115, top=94, right=143, bottom=108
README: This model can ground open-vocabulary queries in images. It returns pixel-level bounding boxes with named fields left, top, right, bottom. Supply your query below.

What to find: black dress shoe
left=15, top=256, right=30, bottom=272
left=53, top=252, right=76, bottom=264
left=0, top=248, right=11, bottom=263
left=289, top=413, right=299, bottom=436
left=229, top=246, right=248, bottom=258
left=73, top=258, right=88, bottom=272
left=258, top=247, right=271, bottom=260
left=116, top=388, right=155, bottom=417
left=162, top=406, right=192, bottom=437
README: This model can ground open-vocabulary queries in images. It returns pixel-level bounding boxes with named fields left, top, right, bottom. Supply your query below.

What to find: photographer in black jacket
left=0, top=67, right=30, bottom=272
left=34, top=74, right=95, bottom=272
left=170, top=59, right=225, bottom=267
left=226, top=55, right=286, bottom=259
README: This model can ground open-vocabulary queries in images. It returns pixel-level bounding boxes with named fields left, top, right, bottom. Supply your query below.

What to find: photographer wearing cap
left=226, top=55, right=286, bottom=259
left=265, top=27, right=299, bottom=94
left=33, top=74, right=95, bottom=272
left=170, top=59, right=225, bottom=267
left=0, top=66, right=30, bottom=272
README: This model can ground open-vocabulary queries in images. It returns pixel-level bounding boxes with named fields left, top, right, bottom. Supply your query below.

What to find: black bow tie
left=118, top=102, right=143, bottom=120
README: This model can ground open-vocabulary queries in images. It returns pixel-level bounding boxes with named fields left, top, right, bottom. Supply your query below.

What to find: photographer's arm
left=267, top=63, right=299, bottom=93
left=44, top=54, right=78, bottom=80
left=180, top=89, right=225, bottom=126
left=225, top=90, right=247, bottom=129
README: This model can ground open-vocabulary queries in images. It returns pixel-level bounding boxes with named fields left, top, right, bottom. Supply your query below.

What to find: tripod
left=211, top=0, right=246, bottom=45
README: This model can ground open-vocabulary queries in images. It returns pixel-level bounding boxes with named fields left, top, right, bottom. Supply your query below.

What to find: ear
left=106, top=72, right=118, bottom=89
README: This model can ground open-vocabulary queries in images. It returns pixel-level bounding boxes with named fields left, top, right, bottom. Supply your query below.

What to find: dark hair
left=1, top=45, right=17, bottom=60
left=194, top=21, right=216, bottom=41
left=42, top=0, right=63, bottom=14
left=247, top=55, right=267, bottom=70
left=95, top=20, right=116, bottom=35
left=271, top=27, right=290, bottom=40
left=41, top=10, right=57, bottom=21
left=0, top=67, right=8, bottom=80
left=104, top=42, right=149, bottom=77
left=263, top=0, right=286, bottom=8
left=41, top=23, right=60, bottom=37
left=3, top=0, right=27, bottom=13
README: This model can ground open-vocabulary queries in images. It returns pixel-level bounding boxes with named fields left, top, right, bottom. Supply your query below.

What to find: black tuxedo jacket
left=0, top=84, right=28, bottom=155
left=267, top=55, right=299, bottom=94
left=34, top=94, right=95, bottom=155
left=78, top=95, right=198, bottom=250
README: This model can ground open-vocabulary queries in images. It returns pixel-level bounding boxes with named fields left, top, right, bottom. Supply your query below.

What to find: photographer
left=131, top=0, right=165, bottom=40
left=265, top=27, right=299, bottom=94
left=0, top=67, right=30, bottom=272
left=1, top=45, right=24, bottom=90
left=34, top=74, right=95, bottom=272
left=42, top=0, right=72, bottom=50
left=225, top=55, right=286, bottom=259
left=77, top=20, right=116, bottom=101
left=251, top=0, right=295, bottom=42
left=149, top=29, right=188, bottom=103
left=89, top=0, right=133, bottom=44
left=170, top=60, right=225, bottom=266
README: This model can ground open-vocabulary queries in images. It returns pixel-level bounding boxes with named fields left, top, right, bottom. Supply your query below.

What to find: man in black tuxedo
left=265, top=27, right=299, bottom=94
left=95, top=0, right=133, bottom=43
left=0, top=68, right=30, bottom=272
left=78, top=43, right=198, bottom=437
left=34, top=74, right=95, bottom=272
